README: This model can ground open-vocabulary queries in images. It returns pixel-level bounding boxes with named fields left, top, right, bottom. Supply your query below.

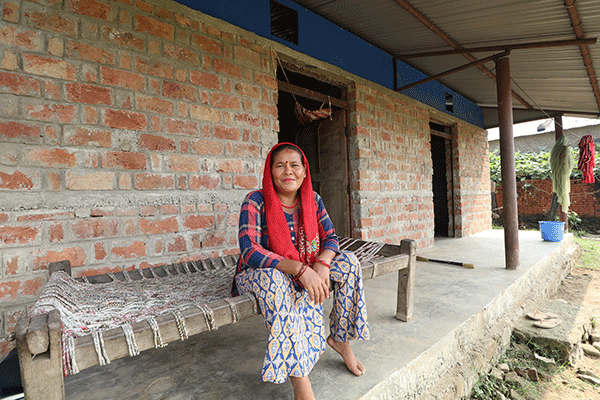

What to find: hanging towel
left=577, top=134, right=596, bottom=183
left=550, top=135, right=574, bottom=211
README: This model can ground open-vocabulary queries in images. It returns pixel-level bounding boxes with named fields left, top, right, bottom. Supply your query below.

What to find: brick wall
left=452, top=122, right=492, bottom=237
left=495, top=179, right=600, bottom=218
left=348, top=83, right=435, bottom=247
left=0, top=0, right=277, bottom=357
left=0, top=0, right=491, bottom=359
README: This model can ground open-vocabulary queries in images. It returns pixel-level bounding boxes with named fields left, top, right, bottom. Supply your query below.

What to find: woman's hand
left=299, top=266, right=329, bottom=305
left=312, top=262, right=330, bottom=292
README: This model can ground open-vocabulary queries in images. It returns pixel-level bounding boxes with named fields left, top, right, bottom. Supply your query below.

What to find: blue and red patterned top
left=233, top=190, right=339, bottom=295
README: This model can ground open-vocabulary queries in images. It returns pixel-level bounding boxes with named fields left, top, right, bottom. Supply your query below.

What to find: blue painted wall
left=176, top=0, right=483, bottom=127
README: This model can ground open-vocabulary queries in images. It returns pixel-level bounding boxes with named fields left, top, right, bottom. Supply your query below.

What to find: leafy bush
left=489, top=143, right=600, bottom=183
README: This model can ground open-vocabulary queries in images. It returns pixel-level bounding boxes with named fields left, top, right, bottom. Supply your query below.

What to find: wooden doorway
left=430, top=122, right=455, bottom=237
left=276, top=65, right=351, bottom=237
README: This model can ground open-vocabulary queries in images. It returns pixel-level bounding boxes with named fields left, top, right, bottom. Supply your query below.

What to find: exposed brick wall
left=0, top=0, right=491, bottom=359
left=0, top=0, right=277, bottom=356
left=348, top=83, right=435, bottom=247
left=495, top=179, right=600, bottom=218
left=452, top=122, right=492, bottom=237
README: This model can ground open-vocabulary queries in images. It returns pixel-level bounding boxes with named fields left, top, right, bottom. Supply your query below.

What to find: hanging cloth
left=550, top=135, right=574, bottom=211
left=274, top=50, right=332, bottom=125
left=577, top=134, right=596, bottom=183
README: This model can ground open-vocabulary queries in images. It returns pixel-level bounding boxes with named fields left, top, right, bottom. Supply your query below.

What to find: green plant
left=573, top=236, right=600, bottom=271
left=567, top=211, right=582, bottom=229
left=489, top=144, right=600, bottom=184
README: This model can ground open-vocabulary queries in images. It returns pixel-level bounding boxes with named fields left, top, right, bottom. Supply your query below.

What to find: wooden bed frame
left=15, top=238, right=416, bottom=400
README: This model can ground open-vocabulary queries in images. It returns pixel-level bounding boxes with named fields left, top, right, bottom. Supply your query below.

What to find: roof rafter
left=392, top=0, right=533, bottom=109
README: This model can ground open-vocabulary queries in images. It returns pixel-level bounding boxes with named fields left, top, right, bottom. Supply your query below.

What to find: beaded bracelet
left=296, top=263, right=308, bottom=278
left=315, top=259, right=331, bottom=269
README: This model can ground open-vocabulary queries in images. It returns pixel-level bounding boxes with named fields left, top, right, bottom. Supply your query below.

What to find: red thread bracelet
left=296, top=263, right=308, bottom=278
left=315, top=259, right=331, bottom=269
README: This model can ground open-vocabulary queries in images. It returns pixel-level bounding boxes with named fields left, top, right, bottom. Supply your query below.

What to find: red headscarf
left=262, top=142, right=320, bottom=263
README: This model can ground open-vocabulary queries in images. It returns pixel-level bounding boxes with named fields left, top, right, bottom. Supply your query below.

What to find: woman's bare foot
left=327, top=335, right=365, bottom=376
left=290, top=376, right=315, bottom=400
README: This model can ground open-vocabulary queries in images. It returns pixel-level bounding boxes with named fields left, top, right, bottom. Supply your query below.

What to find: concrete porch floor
left=63, top=229, right=578, bottom=400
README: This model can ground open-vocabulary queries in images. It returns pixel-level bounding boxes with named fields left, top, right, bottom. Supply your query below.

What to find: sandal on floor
left=526, top=310, right=559, bottom=321
left=533, top=318, right=562, bottom=329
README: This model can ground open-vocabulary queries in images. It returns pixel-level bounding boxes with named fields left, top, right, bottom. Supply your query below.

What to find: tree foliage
left=489, top=144, right=600, bottom=183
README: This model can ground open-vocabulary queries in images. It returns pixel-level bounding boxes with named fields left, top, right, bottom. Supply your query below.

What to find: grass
left=573, top=234, right=600, bottom=271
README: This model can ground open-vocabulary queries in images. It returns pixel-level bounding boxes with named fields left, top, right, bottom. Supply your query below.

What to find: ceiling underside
left=291, top=0, right=600, bottom=128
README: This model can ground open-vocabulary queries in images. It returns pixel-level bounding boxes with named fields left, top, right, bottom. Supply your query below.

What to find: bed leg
left=396, top=239, right=416, bottom=321
left=16, top=309, right=65, bottom=400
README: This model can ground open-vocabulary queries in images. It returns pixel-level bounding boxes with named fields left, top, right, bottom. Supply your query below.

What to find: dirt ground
left=471, top=236, right=600, bottom=400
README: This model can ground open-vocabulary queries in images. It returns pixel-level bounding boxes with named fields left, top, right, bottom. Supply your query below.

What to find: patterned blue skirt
left=234, top=250, right=370, bottom=383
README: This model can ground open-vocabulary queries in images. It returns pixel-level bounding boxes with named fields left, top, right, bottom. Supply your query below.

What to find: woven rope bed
left=16, top=238, right=416, bottom=400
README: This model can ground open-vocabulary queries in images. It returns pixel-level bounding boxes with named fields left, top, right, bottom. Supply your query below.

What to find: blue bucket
left=539, top=221, right=565, bottom=242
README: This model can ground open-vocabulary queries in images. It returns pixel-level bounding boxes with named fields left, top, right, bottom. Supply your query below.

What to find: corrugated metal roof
left=293, top=0, right=600, bottom=127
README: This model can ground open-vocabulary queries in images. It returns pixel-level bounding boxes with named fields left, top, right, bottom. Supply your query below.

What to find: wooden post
left=396, top=239, right=416, bottom=321
left=16, top=309, right=65, bottom=400
left=496, top=56, right=520, bottom=270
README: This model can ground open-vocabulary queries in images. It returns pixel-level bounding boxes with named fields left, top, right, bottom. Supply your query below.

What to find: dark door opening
left=276, top=67, right=350, bottom=237
left=430, top=123, right=453, bottom=237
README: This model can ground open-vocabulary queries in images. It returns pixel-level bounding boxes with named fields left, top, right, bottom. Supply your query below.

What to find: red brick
left=104, top=109, right=147, bottom=130
left=66, top=171, right=114, bottom=190
left=140, top=216, right=178, bottom=234
left=24, top=148, right=76, bottom=167
left=183, top=214, right=214, bottom=230
left=189, top=174, right=219, bottom=189
left=101, top=26, right=145, bottom=52
left=200, top=232, right=225, bottom=248
left=189, top=139, right=223, bottom=155
left=135, top=173, right=174, bottom=190
left=233, top=175, right=258, bottom=189
left=234, top=113, right=261, bottom=127
left=164, top=155, right=200, bottom=172
left=134, top=57, right=173, bottom=79
left=0, top=71, right=40, bottom=96
left=163, top=43, right=199, bottom=65
left=234, top=46, right=260, bottom=66
left=258, top=102, right=277, bottom=117
left=162, top=81, right=197, bottom=101
left=189, top=70, right=219, bottom=89
left=234, top=82, right=260, bottom=98
left=211, top=93, right=240, bottom=109
left=0, top=25, right=43, bottom=51
left=101, top=66, right=145, bottom=90
left=0, top=213, right=8, bottom=222
left=24, top=9, right=77, bottom=36
left=190, top=104, right=221, bottom=123
left=66, top=82, right=112, bottom=105
left=24, top=101, right=77, bottom=123
left=66, top=40, right=115, bottom=64
left=3, top=2, right=19, bottom=23
left=63, top=127, right=112, bottom=147
left=137, top=94, right=174, bottom=116
left=67, top=0, right=113, bottom=21
left=112, top=240, right=146, bottom=259
left=255, top=73, right=277, bottom=89
left=167, top=235, right=186, bottom=252
left=23, top=54, right=76, bottom=80
left=136, top=0, right=153, bottom=13
left=134, top=14, right=174, bottom=40
left=161, top=204, right=178, bottom=214
left=165, top=118, right=199, bottom=136
left=0, top=169, right=39, bottom=190
left=191, top=33, right=221, bottom=56
left=0, top=225, right=40, bottom=245
left=216, top=159, right=244, bottom=173
left=0, top=121, right=41, bottom=142
left=213, top=58, right=241, bottom=78
left=101, top=151, right=147, bottom=170
left=139, top=133, right=176, bottom=152
left=0, top=278, right=43, bottom=301
left=71, top=218, right=118, bottom=239
left=155, top=6, right=172, bottom=19
left=34, top=247, right=86, bottom=270
left=214, top=125, right=240, bottom=141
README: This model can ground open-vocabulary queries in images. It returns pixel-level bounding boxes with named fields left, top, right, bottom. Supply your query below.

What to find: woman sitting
left=233, top=142, right=370, bottom=399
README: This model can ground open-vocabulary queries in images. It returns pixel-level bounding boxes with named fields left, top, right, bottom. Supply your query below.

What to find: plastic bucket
left=539, top=221, right=565, bottom=242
